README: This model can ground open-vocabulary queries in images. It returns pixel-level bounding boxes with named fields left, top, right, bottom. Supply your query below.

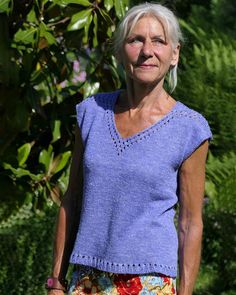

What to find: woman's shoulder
left=76, top=90, right=120, bottom=111
left=176, top=101, right=211, bottom=129
left=175, top=101, right=213, bottom=144
left=75, top=90, right=120, bottom=128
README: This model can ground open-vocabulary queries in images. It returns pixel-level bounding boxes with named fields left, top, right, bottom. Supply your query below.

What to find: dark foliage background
left=0, top=0, right=235, bottom=294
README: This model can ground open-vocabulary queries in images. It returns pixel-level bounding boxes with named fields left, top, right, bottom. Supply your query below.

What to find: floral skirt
left=68, top=265, right=176, bottom=295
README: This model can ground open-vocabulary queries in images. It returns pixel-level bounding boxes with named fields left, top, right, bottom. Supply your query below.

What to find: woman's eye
left=128, top=38, right=142, bottom=44
left=152, top=38, right=166, bottom=45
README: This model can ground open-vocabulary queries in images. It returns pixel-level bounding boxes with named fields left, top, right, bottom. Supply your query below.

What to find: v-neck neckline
left=110, top=90, right=181, bottom=141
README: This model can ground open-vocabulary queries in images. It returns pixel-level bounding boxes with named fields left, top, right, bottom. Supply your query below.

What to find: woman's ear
left=171, top=43, right=180, bottom=67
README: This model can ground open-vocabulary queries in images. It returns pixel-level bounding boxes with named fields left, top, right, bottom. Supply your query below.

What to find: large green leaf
left=82, top=12, right=92, bottom=44
left=0, top=0, right=11, bottom=13
left=51, top=120, right=61, bottom=143
left=92, top=11, right=98, bottom=47
left=27, top=8, right=37, bottom=23
left=39, top=22, right=56, bottom=45
left=104, top=0, right=113, bottom=11
left=3, top=163, right=41, bottom=181
left=60, top=0, right=91, bottom=6
left=42, top=31, right=56, bottom=45
left=52, top=151, right=71, bottom=174
left=17, top=143, right=31, bottom=167
left=67, top=8, right=93, bottom=31
left=39, top=145, right=53, bottom=172
left=14, top=27, right=38, bottom=44
left=83, top=81, right=100, bottom=98
left=114, top=0, right=128, bottom=19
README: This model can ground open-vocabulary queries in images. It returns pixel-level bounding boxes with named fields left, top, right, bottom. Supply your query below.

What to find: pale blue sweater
left=69, top=90, right=212, bottom=277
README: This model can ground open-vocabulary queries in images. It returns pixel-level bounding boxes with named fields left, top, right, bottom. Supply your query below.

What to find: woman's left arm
left=178, top=140, right=209, bottom=295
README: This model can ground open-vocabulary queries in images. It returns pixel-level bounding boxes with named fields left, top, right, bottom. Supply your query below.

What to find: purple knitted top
left=69, top=90, right=212, bottom=277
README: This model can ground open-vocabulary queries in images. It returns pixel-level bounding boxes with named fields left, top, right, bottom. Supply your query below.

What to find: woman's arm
left=47, top=126, right=84, bottom=295
left=178, top=140, right=209, bottom=295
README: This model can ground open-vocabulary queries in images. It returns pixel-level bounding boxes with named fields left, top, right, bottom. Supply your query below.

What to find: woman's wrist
left=45, top=277, right=68, bottom=293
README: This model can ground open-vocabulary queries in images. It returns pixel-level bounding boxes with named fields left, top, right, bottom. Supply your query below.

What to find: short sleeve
left=76, top=100, right=86, bottom=129
left=182, top=113, right=213, bottom=162
left=75, top=96, right=95, bottom=144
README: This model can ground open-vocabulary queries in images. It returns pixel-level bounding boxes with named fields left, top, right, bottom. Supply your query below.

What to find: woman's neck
left=122, top=78, right=172, bottom=112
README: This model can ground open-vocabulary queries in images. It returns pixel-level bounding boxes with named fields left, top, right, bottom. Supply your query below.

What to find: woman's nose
left=141, top=40, right=154, bottom=57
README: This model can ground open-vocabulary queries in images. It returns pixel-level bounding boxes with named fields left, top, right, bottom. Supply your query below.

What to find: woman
left=46, top=3, right=212, bottom=295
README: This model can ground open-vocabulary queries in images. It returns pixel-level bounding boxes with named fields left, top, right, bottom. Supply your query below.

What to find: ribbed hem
left=70, top=253, right=177, bottom=277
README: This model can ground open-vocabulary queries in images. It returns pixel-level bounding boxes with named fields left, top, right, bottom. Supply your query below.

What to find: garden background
left=0, top=0, right=235, bottom=294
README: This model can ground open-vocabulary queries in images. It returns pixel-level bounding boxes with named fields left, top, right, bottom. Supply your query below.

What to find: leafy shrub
left=0, top=205, right=57, bottom=295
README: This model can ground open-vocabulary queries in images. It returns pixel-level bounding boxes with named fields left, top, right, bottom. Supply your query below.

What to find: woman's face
left=121, top=16, right=180, bottom=86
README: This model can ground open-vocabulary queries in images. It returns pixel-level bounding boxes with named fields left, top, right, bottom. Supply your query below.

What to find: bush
left=0, top=205, right=57, bottom=295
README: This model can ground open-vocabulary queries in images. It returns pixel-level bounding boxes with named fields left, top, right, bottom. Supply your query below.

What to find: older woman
left=46, top=3, right=212, bottom=295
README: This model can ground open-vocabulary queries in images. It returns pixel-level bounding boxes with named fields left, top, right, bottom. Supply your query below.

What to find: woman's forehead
left=127, top=15, right=167, bottom=38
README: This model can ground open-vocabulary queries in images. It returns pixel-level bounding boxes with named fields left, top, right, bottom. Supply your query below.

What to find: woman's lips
left=136, top=64, right=157, bottom=68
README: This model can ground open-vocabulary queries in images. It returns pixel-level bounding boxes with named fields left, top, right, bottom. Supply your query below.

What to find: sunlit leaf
left=0, top=0, right=11, bottom=13
left=92, top=11, right=98, bottom=47
left=14, top=27, right=38, bottom=44
left=60, top=0, right=91, bottom=6
left=82, top=12, right=92, bottom=44
left=67, top=9, right=93, bottom=31
left=104, top=0, right=113, bottom=11
left=52, top=151, right=71, bottom=174
left=39, top=22, right=56, bottom=45
left=27, top=8, right=37, bottom=23
left=107, top=26, right=112, bottom=38
left=39, top=145, right=53, bottom=172
left=205, top=180, right=217, bottom=199
left=17, top=143, right=31, bottom=166
left=114, top=0, right=127, bottom=19
left=3, top=163, right=41, bottom=181
left=51, top=120, right=61, bottom=143
left=44, top=31, right=56, bottom=44
left=83, top=81, right=100, bottom=97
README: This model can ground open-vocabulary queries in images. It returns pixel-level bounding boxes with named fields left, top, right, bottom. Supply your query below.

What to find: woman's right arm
left=47, top=126, right=84, bottom=295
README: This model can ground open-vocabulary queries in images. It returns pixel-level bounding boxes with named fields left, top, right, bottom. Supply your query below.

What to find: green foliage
left=176, top=20, right=236, bottom=155
left=0, top=0, right=12, bottom=14
left=0, top=0, right=236, bottom=294
left=17, top=143, right=32, bottom=166
left=0, top=206, right=57, bottom=295
left=206, top=152, right=236, bottom=210
left=211, top=0, right=236, bottom=38
left=0, top=2, right=129, bottom=291
left=0, top=0, right=129, bottom=216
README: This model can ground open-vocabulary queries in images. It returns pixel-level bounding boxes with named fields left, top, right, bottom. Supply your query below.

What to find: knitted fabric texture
left=70, top=90, right=212, bottom=277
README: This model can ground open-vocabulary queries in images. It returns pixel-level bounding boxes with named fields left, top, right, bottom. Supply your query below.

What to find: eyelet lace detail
left=94, top=91, right=206, bottom=156
left=70, top=253, right=177, bottom=275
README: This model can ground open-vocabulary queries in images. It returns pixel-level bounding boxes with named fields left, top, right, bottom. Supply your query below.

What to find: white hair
left=113, top=2, right=184, bottom=92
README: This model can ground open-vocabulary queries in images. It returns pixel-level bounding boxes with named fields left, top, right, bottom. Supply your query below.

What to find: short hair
left=113, top=2, right=184, bottom=92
